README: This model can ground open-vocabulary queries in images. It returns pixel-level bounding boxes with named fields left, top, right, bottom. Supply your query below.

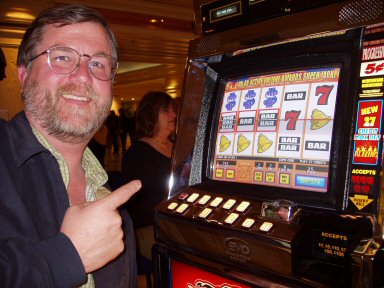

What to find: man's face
left=19, top=22, right=114, bottom=144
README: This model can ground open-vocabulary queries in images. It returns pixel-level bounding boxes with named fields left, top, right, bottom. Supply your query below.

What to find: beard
left=23, top=79, right=111, bottom=144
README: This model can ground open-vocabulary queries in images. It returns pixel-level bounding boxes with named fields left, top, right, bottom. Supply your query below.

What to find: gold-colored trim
left=249, top=0, right=267, bottom=5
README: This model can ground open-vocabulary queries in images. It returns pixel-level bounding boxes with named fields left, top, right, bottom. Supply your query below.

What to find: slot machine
left=153, top=0, right=384, bottom=287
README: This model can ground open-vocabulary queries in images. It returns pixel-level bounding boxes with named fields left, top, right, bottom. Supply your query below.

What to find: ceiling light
left=6, top=11, right=35, bottom=21
left=0, top=28, right=25, bottom=34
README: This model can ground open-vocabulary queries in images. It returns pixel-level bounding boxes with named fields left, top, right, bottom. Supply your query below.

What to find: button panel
left=164, top=191, right=295, bottom=234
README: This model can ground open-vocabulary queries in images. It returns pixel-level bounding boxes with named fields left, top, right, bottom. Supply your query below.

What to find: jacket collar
left=7, top=112, right=47, bottom=167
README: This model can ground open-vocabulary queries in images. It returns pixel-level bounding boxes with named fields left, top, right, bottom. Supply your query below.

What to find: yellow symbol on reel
left=311, top=109, right=331, bottom=130
left=219, top=135, right=231, bottom=152
left=257, top=134, right=273, bottom=153
left=237, top=134, right=251, bottom=153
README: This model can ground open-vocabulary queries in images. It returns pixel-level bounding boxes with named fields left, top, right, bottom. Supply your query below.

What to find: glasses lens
left=48, top=47, right=79, bottom=74
left=89, top=54, right=117, bottom=80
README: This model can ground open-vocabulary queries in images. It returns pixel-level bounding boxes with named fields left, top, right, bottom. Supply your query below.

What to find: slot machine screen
left=209, top=66, right=341, bottom=193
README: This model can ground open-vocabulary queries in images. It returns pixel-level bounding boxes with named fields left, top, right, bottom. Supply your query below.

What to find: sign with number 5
left=360, top=60, right=384, bottom=76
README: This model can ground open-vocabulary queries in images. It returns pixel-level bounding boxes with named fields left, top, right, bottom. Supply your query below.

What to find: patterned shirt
left=32, top=127, right=109, bottom=288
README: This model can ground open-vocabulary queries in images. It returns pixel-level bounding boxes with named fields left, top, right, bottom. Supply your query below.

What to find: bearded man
left=0, top=4, right=141, bottom=288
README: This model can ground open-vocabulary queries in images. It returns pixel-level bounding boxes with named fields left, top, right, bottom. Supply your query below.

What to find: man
left=0, top=4, right=141, bottom=288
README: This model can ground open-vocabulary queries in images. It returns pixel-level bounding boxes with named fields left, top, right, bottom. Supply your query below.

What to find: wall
left=0, top=47, right=23, bottom=120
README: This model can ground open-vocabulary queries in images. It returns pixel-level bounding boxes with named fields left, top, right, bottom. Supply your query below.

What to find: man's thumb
left=101, top=180, right=141, bottom=209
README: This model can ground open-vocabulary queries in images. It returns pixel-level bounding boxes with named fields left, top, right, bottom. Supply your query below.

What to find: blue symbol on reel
left=243, top=90, right=256, bottom=109
left=225, top=92, right=237, bottom=111
left=263, top=88, right=278, bottom=108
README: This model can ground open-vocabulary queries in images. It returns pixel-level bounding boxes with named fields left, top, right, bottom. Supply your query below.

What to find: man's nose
left=71, top=55, right=93, bottom=81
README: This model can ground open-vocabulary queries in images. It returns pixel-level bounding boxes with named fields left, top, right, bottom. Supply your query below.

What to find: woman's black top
left=122, top=140, right=171, bottom=228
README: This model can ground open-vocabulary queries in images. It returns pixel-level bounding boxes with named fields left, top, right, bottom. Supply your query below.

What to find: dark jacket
left=0, top=112, right=137, bottom=288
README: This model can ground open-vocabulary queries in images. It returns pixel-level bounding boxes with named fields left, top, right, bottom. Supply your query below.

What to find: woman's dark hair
left=135, top=91, right=174, bottom=138
left=17, top=4, right=119, bottom=67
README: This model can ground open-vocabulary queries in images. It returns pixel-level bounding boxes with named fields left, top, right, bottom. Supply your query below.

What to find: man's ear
left=17, top=65, right=28, bottom=89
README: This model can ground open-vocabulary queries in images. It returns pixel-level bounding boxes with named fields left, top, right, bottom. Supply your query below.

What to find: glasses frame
left=29, top=46, right=118, bottom=81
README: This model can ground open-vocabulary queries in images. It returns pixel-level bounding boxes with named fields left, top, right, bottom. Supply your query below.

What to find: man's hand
left=60, top=180, right=141, bottom=273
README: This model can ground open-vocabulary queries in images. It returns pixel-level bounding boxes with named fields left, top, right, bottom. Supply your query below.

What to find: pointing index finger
left=102, top=180, right=141, bottom=209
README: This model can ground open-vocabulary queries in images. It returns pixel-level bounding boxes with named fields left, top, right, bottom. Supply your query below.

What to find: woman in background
left=122, top=91, right=177, bottom=270
left=88, top=122, right=108, bottom=167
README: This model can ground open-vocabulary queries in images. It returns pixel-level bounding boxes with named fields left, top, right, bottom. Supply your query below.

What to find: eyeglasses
left=29, top=46, right=118, bottom=81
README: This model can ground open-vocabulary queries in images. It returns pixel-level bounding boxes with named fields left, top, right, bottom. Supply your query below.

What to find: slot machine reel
left=261, top=199, right=300, bottom=222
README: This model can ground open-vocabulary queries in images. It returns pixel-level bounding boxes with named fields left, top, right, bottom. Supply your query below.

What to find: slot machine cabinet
left=153, top=1, right=384, bottom=287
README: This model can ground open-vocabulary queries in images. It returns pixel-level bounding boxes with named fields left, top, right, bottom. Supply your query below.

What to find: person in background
left=121, top=91, right=177, bottom=271
left=88, top=122, right=108, bottom=167
left=0, top=4, right=141, bottom=287
left=118, top=107, right=129, bottom=153
left=0, top=47, right=6, bottom=80
left=106, top=109, right=119, bottom=154
left=127, top=111, right=136, bottom=145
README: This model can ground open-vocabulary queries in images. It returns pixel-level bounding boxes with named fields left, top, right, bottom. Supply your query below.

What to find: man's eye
left=54, top=55, right=72, bottom=62
left=90, top=61, right=104, bottom=69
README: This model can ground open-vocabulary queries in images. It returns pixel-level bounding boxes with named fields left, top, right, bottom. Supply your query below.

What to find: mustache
left=56, top=83, right=98, bottom=100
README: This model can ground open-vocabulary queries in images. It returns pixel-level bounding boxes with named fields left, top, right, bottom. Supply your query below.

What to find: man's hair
left=135, top=91, right=175, bottom=138
left=17, top=4, right=119, bottom=67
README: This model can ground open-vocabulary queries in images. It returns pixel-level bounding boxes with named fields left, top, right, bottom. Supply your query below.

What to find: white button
left=242, top=218, right=255, bottom=228
left=167, top=202, right=178, bottom=210
left=176, top=203, right=189, bottom=214
left=236, top=201, right=250, bottom=212
left=224, top=213, right=239, bottom=224
left=198, top=195, right=211, bottom=205
left=209, top=197, right=223, bottom=207
left=223, top=199, right=236, bottom=210
left=260, top=221, right=273, bottom=232
left=198, top=208, right=212, bottom=219
left=187, top=193, right=199, bottom=203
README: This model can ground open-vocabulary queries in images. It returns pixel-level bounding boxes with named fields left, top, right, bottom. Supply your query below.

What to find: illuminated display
left=210, top=2, right=242, bottom=23
left=210, top=66, right=341, bottom=192
left=352, top=99, right=382, bottom=165
left=171, top=260, right=250, bottom=287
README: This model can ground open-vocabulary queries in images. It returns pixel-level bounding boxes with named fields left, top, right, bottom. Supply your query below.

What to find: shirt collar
left=31, top=124, right=108, bottom=196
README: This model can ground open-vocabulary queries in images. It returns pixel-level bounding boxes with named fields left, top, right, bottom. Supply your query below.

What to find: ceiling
left=0, top=0, right=197, bottom=102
